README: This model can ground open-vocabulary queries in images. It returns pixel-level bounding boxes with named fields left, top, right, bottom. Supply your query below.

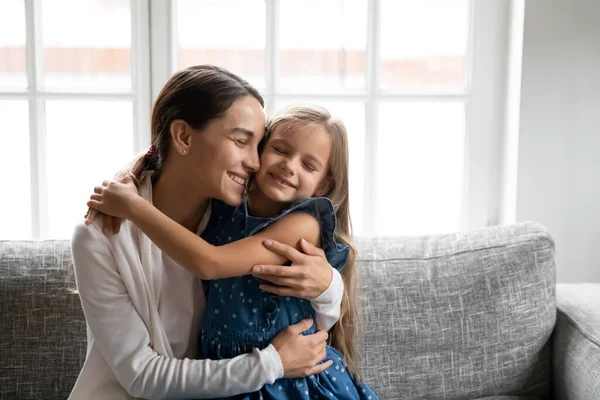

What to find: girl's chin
left=259, top=186, right=294, bottom=203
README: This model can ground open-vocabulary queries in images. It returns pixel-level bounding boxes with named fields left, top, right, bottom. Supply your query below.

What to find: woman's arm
left=125, top=199, right=344, bottom=332
left=253, top=239, right=345, bottom=332
left=127, top=195, right=321, bottom=280
left=71, top=222, right=328, bottom=399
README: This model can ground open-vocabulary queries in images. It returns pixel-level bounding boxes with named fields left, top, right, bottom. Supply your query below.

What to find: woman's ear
left=170, top=120, right=192, bottom=155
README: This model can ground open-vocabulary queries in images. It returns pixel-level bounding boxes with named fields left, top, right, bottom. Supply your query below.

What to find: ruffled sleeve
left=249, top=197, right=350, bottom=272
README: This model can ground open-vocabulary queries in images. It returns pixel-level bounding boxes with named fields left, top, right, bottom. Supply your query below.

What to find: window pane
left=278, top=0, right=368, bottom=93
left=377, top=102, right=465, bottom=235
left=41, top=0, right=131, bottom=91
left=380, top=0, right=469, bottom=90
left=0, top=101, right=31, bottom=239
left=274, top=101, right=365, bottom=234
left=45, top=101, right=134, bottom=239
left=0, top=1, right=27, bottom=89
left=175, top=0, right=266, bottom=91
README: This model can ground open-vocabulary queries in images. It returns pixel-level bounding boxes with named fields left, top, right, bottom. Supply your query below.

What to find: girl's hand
left=86, top=176, right=139, bottom=220
left=251, top=239, right=333, bottom=300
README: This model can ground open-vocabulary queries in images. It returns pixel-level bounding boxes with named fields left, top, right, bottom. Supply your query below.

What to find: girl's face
left=254, top=123, right=332, bottom=204
left=186, top=95, right=266, bottom=206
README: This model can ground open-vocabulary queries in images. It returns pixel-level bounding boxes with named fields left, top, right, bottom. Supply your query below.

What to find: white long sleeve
left=310, top=268, right=344, bottom=332
left=70, top=222, right=283, bottom=399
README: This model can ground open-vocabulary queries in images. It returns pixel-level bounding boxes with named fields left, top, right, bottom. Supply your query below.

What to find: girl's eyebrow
left=269, top=137, right=292, bottom=147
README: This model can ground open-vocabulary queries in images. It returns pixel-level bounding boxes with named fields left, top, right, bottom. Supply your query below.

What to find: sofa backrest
left=0, top=221, right=556, bottom=399
left=356, top=222, right=556, bottom=399
left=0, top=240, right=85, bottom=399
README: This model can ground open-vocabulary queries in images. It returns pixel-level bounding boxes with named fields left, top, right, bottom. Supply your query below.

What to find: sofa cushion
left=356, top=222, right=555, bottom=400
left=553, top=283, right=600, bottom=399
left=0, top=240, right=85, bottom=400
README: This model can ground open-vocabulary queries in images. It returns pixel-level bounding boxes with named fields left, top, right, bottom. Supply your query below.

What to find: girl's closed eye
left=273, top=146, right=287, bottom=155
left=303, top=162, right=318, bottom=172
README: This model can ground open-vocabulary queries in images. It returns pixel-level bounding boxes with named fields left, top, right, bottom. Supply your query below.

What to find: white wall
left=516, top=0, right=600, bottom=282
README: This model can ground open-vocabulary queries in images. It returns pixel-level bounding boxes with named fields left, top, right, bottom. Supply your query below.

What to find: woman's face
left=187, top=95, right=266, bottom=206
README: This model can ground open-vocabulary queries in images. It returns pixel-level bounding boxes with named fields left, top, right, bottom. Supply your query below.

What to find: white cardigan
left=69, top=178, right=344, bottom=399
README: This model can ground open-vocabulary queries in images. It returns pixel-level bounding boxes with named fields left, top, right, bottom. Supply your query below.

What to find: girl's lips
left=269, top=172, right=295, bottom=188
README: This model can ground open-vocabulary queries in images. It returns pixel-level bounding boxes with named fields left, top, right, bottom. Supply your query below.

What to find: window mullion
left=150, top=0, right=174, bottom=101
left=25, top=0, right=47, bottom=240
left=462, top=0, right=510, bottom=230
left=265, top=0, right=278, bottom=114
left=132, top=0, right=152, bottom=152
left=364, top=0, right=380, bottom=235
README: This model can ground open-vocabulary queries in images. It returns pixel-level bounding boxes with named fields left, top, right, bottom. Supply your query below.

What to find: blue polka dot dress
left=198, top=197, right=378, bottom=400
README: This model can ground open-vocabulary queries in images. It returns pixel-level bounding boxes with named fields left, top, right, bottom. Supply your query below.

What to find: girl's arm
left=86, top=179, right=322, bottom=280
left=127, top=195, right=321, bottom=280
left=87, top=179, right=343, bottom=330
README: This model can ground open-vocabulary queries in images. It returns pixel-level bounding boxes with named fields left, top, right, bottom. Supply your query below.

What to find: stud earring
left=181, top=149, right=188, bottom=155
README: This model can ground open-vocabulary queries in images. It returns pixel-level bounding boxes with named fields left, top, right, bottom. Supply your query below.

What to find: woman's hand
left=85, top=206, right=125, bottom=235
left=86, top=176, right=139, bottom=221
left=251, top=239, right=333, bottom=300
left=270, top=319, right=333, bottom=377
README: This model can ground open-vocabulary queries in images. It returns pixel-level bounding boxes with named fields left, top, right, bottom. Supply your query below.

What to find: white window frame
left=148, top=0, right=511, bottom=236
left=0, top=0, right=151, bottom=240
left=2, top=0, right=509, bottom=239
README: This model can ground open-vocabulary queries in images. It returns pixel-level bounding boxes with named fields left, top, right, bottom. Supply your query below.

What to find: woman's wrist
left=317, top=263, right=333, bottom=297
left=311, top=267, right=342, bottom=305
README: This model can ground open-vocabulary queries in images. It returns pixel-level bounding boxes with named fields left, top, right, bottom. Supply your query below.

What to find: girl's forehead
left=270, top=121, right=325, bottom=140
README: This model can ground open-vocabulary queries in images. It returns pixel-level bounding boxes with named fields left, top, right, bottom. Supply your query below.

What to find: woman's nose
left=244, top=150, right=260, bottom=172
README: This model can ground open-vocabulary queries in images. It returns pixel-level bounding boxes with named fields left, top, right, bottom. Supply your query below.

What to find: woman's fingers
left=103, top=215, right=113, bottom=235
left=256, top=275, right=299, bottom=288
left=85, top=208, right=97, bottom=225
left=308, top=359, right=333, bottom=375
left=94, top=186, right=103, bottom=194
left=112, top=217, right=122, bottom=234
left=287, top=318, right=314, bottom=335
left=262, top=239, right=305, bottom=263
left=299, top=238, right=326, bottom=257
left=258, top=284, right=302, bottom=297
left=252, top=264, right=302, bottom=278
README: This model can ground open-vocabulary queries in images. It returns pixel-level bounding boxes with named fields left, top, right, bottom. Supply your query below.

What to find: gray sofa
left=1, top=222, right=599, bottom=399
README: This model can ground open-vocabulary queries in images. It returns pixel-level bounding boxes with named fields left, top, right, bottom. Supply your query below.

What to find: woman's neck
left=246, top=189, right=285, bottom=217
left=152, top=169, right=210, bottom=232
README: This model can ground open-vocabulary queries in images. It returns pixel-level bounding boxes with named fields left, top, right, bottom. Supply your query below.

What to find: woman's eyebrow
left=231, top=127, right=255, bottom=138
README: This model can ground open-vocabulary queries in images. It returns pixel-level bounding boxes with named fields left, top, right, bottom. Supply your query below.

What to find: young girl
left=87, top=105, right=377, bottom=399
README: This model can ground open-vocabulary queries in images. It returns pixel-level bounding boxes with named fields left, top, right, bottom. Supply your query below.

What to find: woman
left=69, top=65, right=343, bottom=399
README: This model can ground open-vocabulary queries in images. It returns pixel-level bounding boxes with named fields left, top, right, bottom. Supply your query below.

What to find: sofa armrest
left=553, top=283, right=600, bottom=400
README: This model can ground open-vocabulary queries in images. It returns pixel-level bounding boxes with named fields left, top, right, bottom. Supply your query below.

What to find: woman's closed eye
left=235, top=139, right=247, bottom=148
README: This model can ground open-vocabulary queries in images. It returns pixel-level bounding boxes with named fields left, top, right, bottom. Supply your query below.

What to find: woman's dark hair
left=132, top=65, right=264, bottom=184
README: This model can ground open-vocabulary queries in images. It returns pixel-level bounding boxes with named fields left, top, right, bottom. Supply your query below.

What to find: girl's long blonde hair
left=265, top=105, right=362, bottom=378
